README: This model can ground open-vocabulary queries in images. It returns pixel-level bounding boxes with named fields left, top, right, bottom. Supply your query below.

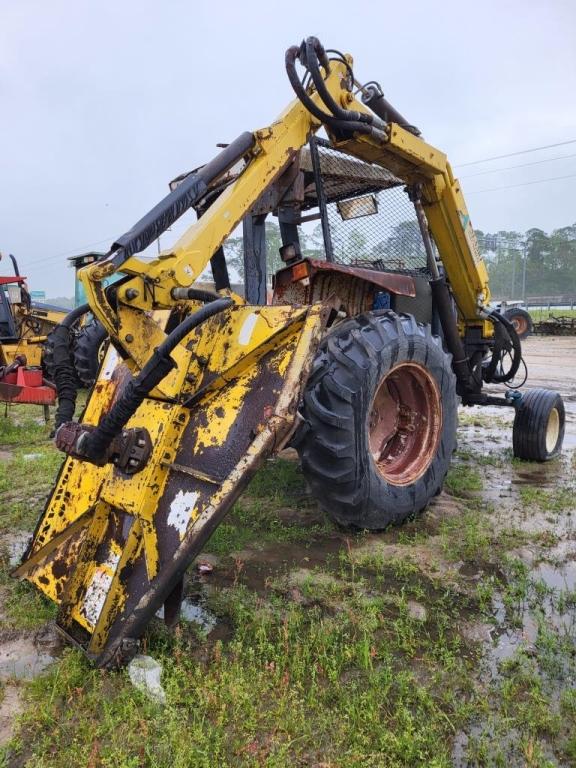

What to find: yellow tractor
left=0, top=253, right=67, bottom=367
left=15, top=38, right=565, bottom=667
left=0, top=253, right=69, bottom=407
left=0, top=253, right=106, bottom=406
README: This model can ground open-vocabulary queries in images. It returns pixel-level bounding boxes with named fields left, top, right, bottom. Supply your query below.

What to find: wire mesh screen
left=311, top=140, right=430, bottom=275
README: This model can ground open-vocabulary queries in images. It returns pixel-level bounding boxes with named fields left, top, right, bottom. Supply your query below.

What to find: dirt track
left=520, top=336, right=576, bottom=397
left=487, top=335, right=576, bottom=448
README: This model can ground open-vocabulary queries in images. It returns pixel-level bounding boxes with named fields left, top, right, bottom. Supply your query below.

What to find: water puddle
left=452, top=368, right=576, bottom=765
left=180, top=599, right=218, bottom=632
left=155, top=599, right=218, bottom=633
left=2, top=530, right=31, bottom=568
left=0, top=637, right=55, bottom=681
left=534, top=560, right=576, bottom=592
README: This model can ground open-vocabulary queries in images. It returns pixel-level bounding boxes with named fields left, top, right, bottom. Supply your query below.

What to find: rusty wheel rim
left=368, top=362, right=442, bottom=486
left=512, top=315, right=528, bottom=336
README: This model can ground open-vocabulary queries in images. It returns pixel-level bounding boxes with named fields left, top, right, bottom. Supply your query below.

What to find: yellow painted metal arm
left=78, top=60, right=352, bottom=344
left=327, top=111, right=491, bottom=325
left=79, top=51, right=491, bottom=351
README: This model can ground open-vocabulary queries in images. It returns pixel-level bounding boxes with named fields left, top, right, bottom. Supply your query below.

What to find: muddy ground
left=0, top=335, right=575, bottom=767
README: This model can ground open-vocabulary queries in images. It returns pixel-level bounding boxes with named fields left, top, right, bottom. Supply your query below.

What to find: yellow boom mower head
left=15, top=298, right=328, bottom=666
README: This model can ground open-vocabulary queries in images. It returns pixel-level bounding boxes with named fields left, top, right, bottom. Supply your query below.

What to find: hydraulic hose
left=52, top=303, right=91, bottom=430
left=170, top=287, right=222, bottom=303
left=105, top=131, right=256, bottom=271
left=482, top=310, right=522, bottom=384
left=304, top=37, right=383, bottom=130
left=78, top=297, right=233, bottom=461
left=285, top=47, right=377, bottom=138
left=429, top=277, right=474, bottom=391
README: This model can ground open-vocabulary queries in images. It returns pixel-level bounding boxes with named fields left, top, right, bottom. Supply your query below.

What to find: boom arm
left=80, top=42, right=492, bottom=371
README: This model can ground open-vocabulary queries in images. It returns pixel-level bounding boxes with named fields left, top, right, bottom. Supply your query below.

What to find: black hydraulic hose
left=170, top=287, right=222, bottom=303
left=285, top=46, right=344, bottom=124
left=52, top=303, right=91, bottom=430
left=482, top=310, right=522, bottom=383
left=106, top=131, right=256, bottom=270
left=304, top=37, right=379, bottom=128
left=79, top=297, right=232, bottom=461
left=285, top=47, right=374, bottom=137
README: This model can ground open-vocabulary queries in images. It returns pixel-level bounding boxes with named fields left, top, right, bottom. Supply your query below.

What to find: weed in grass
left=445, top=465, right=483, bottom=497
left=440, top=508, right=491, bottom=562
left=519, top=484, right=575, bottom=513
left=0, top=579, right=56, bottom=631
left=203, top=459, right=331, bottom=557
left=475, top=576, right=497, bottom=613
left=0, top=447, right=63, bottom=532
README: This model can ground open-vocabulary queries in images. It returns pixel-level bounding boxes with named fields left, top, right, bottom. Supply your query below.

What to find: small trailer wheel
left=513, top=388, right=565, bottom=461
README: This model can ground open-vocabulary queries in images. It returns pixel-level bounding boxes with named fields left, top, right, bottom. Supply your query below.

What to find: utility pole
left=521, top=239, right=528, bottom=303
left=511, top=248, right=517, bottom=299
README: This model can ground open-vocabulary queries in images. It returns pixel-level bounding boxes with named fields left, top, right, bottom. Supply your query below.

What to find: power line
left=460, top=152, right=576, bottom=179
left=22, top=216, right=198, bottom=271
left=454, top=139, right=576, bottom=168
left=20, top=236, right=114, bottom=270
left=467, top=172, right=576, bottom=194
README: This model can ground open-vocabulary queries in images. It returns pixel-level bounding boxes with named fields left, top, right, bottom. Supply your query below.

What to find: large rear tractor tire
left=503, top=307, right=533, bottom=340
left=73, top=319, right=108, bottom=388
left=295, top=312, right=458, bottom=530
left=512, top=388, right=565, bottom=461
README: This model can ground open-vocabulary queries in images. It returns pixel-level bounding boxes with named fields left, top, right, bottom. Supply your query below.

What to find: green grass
left=519, top=485, right=575, bottom=513
left=1, top=402, right=575, bottom=766
left=458, top=410, right=511, bottom=429
left=206, top=459, right=331, bottom=557
left=0, top=404, right=50, bottom=446
left=7, top=572, right=478, bottom=767
left=444, top=464, right=483, bottom=497
left=529, top=307, right=576, bottom=322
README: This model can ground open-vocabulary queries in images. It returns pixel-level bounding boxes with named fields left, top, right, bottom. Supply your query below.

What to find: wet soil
left=1, top=336, right=575, bottom=761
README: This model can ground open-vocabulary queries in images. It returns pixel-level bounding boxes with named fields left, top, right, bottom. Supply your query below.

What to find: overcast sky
left=1, top=0, right=575, bottom=296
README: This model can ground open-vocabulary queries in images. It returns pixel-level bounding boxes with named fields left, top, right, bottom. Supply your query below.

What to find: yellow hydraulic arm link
left=16, top=37, right=492, bottom=666
left=80, top=48, right=491, bottom=368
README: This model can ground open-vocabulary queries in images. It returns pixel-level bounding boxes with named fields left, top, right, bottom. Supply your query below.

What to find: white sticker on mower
left=81, top=551, right=121, bottom=627
left=167, top=490, right=199, bottom=539
left=100, top=347, right=119, bottom=381
left=238, top=312, right=259, bottom=346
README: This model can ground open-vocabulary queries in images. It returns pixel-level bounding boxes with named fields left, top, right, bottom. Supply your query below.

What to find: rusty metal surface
left=306, top=260, right=416, bottom=295
left=17, top=303, right=327, bottom=667
left=368, top=362, right=442, bottom=486
left=273, top=259, right=416, bottom=318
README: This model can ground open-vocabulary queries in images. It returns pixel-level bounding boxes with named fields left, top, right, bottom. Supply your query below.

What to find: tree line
left=475, top=224, right=576, bottom=299
left=222, top=219, right=576, bottom=301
